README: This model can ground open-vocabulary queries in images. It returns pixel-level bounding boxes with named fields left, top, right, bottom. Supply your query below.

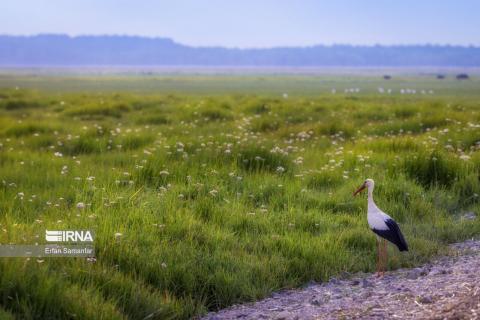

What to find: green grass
left=0, top=75, right=479, bottom=319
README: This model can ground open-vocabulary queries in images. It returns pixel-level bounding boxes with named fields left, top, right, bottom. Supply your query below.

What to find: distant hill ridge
left=1, top=34, right=479, bottom=66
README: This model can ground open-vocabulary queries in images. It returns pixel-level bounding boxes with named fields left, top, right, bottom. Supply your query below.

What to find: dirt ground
left=203, top=240, right=480, bottom=320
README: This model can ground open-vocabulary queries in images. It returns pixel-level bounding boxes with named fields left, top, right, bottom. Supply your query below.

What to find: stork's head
left=353, top=178, right=374, bottom=196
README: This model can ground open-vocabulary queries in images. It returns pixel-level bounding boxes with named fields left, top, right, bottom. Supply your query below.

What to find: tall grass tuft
left=236, top=146, right=290, bottom=173
left=403, top=150, right=464, bottom=187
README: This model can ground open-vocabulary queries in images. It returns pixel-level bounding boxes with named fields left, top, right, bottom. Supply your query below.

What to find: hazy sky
left=1, top=0, right=479, bottom=48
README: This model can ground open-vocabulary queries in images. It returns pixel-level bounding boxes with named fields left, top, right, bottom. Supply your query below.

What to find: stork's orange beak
left=353, top=183, right=366, bottom=196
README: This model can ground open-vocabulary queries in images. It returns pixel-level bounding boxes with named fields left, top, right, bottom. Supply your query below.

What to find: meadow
left=0, top=74, right=479, bottom=319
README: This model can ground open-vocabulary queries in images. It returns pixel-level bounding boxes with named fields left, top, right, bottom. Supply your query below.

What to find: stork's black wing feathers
left=372, top=219, right=409, bottom=252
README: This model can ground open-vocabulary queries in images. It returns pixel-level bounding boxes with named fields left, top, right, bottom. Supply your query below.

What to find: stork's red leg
left=379, top=238, right=387, bottom=277
left=379, top=239, right=382, bottom=274
left=383, top=238, right=388, bottom=274
left=376, top=238, right=380, bottom=277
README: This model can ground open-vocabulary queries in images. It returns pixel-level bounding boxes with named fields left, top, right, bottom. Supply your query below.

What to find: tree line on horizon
left=1, top=34, right=479, bottom=66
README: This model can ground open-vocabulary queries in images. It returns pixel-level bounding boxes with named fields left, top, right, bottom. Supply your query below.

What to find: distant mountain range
left=1, top=34, right=479, bottom=67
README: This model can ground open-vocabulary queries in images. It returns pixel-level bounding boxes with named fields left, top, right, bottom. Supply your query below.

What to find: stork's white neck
left=367, top=185, right=378, bottom=212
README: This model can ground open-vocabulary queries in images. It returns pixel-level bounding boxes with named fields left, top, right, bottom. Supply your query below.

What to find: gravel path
left=202, top=240, right=480, bottom=320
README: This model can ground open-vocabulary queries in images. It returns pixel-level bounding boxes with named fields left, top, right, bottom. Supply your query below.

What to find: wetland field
left=0, top=73, right=479, bottom=319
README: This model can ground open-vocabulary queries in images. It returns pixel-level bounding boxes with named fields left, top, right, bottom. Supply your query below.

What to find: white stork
left=353, top=179, right=408, bottom=276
